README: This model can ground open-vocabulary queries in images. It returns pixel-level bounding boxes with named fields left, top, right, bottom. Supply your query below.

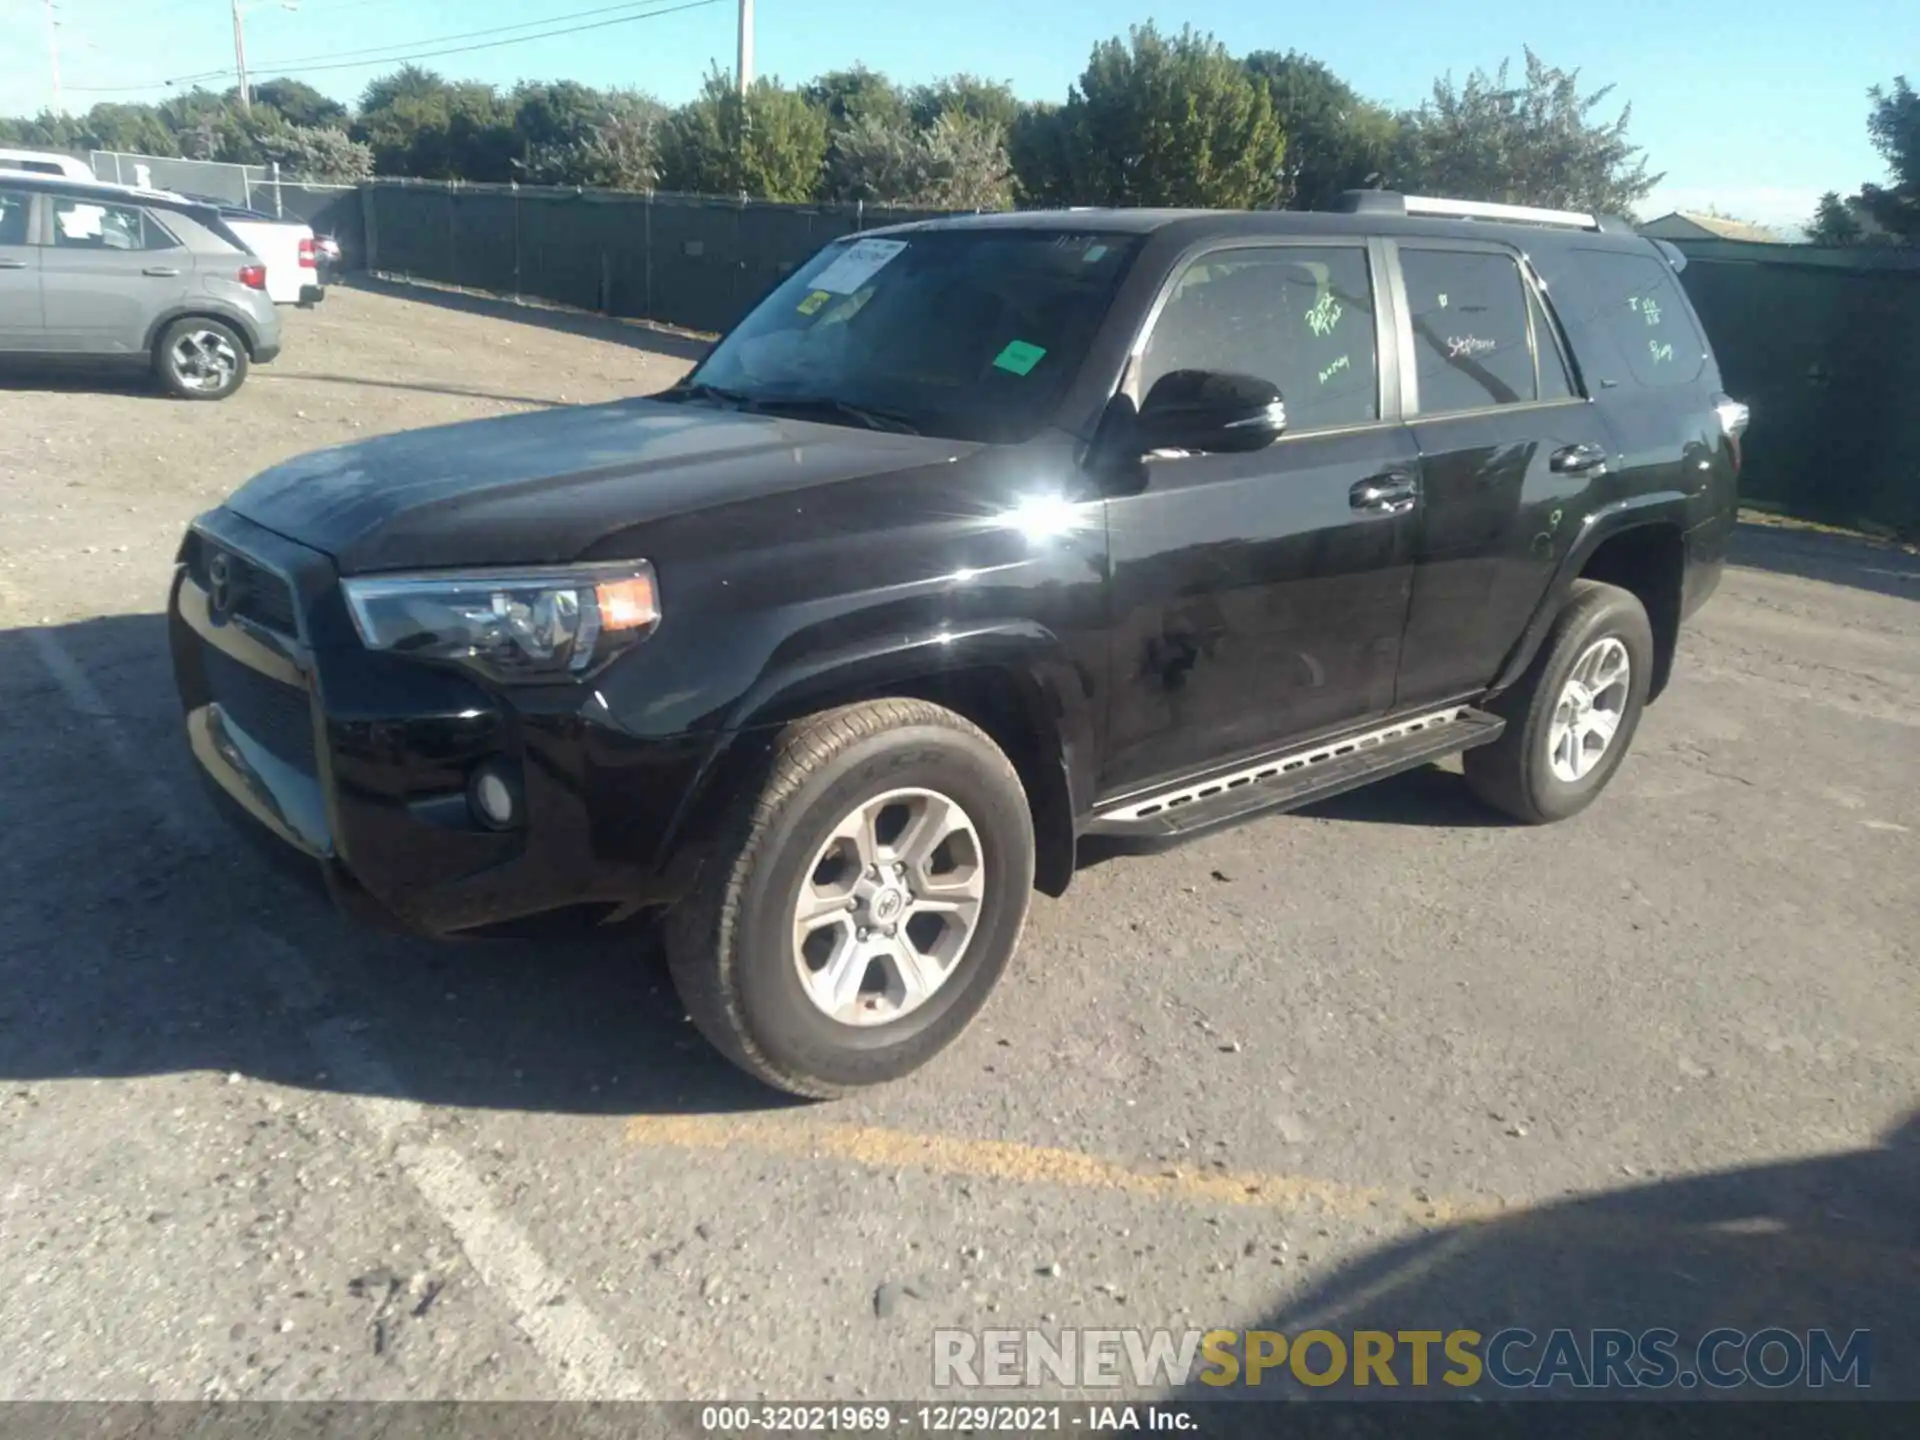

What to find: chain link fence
left=361, top=179, right=957, bottom=337
left=88, top=151, right=365, bottom=263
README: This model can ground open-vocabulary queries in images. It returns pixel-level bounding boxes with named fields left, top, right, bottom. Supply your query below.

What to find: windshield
left=680, top=229, right=1143, bottom=444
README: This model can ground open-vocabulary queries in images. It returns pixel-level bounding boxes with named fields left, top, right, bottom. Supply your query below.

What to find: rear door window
left=1575, top=248, right=1706, bottom=386
left=1398, top=248, right=1541, bottom=413
left=51, top=198, right=179, bottom=251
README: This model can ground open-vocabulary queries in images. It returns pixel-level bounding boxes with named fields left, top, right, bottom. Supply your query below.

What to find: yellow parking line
left=625, top=1114, right=1499, bottom=1226
left=624, top=1115, right=1920, bottom=1278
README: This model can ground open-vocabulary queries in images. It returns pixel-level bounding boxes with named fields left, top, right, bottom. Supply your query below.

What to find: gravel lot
left=1, top=283, right=1915, bottom=1405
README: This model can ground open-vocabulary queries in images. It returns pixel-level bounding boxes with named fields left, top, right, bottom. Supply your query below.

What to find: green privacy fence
left=360, top=179, right=952, bottom=337
left=1669, top=239, right=1920, bottom=539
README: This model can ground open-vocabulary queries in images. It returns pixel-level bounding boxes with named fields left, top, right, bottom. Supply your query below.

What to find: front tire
left=155, top=317, right=249, bottom=401
left=1465, top=580, right=1654, bottom=824
left=666, top=699, right=1035, bottom=1098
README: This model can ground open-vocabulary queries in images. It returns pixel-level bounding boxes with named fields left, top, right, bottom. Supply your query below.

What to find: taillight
left=239, top=264, right=267, bottom=290
left=298, top=237, right=316, bottom=269
left=1714, top=393, right=1749, bottom=476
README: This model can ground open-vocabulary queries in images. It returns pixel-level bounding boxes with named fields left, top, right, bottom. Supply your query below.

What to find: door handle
left=1550, top=442, right=1609, bottom=475
left=1350, top=473, right=1418, bottom=515
left=0, top=258, right=27, bottom=270
left=142, top=265, right=183, bottom=277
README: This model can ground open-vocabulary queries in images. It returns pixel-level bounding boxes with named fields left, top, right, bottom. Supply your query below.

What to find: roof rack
left=1332, top=190, right=1622, bottom=232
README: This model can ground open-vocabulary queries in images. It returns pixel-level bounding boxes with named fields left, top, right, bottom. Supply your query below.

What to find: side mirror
left=1136, top=370, right=1286, bottom=455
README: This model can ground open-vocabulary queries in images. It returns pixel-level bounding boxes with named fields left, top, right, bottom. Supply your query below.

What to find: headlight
left=341, top=563, right=660, bottom=682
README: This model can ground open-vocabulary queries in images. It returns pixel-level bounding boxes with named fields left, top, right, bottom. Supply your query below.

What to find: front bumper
left=169, top=509, right=709, bottom=937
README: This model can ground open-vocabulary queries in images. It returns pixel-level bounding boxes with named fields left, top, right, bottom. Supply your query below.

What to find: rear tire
left=665, top=699, right=1035, bottom=1099
left=1465, top=580, right=1654, bottom=824
left=155, top=317, right=249, bottom=401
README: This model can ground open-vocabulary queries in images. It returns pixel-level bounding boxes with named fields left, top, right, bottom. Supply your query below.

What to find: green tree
left=353, top=69, right=516, bottom=180
left=920, top=112, right=1012, bottom=209
left=156, top=88, right=255, bottom=162
left=909, top=74, right=1021, bottom=132
left=512, top=80, right=610, bottom=152
left=822, top=110, right=1012, bottom=209
left=1007, top=101, right=1073, bottom=205
left=358, top=65, right=448, bottom=116
left=1806, top=192, right=1865, bottom=246
left=822, top=114, right=932, bottom=202
left=516, top=86, right=663, bottom=190
left=1244, top=50, right=1398, bottom=210
left=1050, top=24, right=1286, bottom=209
left=66, top=103, right=178, bottom=156
left=255, top=124, right=374, bottom=183
left=1393, top=49, right=1661, bottom=217
left=657, top=70, right=828, bottom=201
left=1856, top=76, right=1919, bottom=242
left=803, top=66, right=909, bottom=131
left=251, top=78, right=348, bottom=130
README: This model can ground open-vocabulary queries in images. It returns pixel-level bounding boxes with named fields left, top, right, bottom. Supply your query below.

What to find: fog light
left=469, top=763, right=520, bottom=830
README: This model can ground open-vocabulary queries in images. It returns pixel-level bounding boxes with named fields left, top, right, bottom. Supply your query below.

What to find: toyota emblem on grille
left=206, top=549, right=241, bottom=621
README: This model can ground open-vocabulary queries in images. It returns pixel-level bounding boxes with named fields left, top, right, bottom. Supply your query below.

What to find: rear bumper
left=169, top=510, right=710, bottom=938
left=253, top=338, right=282, bottom=364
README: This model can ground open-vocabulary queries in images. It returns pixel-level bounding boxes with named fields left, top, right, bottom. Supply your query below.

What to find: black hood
left=225, top=397, right=976, bottom=573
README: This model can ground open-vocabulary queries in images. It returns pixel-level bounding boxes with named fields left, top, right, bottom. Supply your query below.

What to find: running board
left=1079, top=706, right=1505, bottom=855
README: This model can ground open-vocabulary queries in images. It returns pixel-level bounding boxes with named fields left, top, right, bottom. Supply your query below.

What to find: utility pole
left=735, top=0, right=753, bottom=96
left=43, top=0, right=63, bottom=115
left=231, top=0, right=251, bottom=114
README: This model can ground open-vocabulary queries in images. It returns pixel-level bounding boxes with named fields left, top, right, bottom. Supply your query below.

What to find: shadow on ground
left=0, top=612, right=787, bottom=1121
left=256, top=370, right=566, bottom=408
left=1295, top=763, right=1509, bottom=829
left=0, top=356, right=162, bottom=398
left=345, top=274, right=714, bottom=365
left=1731, top=521, right=1920, bottom=601
left=1176, top=1113, right=1918, bottom=1427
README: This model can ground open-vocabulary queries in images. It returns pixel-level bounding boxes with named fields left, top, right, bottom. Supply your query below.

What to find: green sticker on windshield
left=992, top=340, right=1047, bottom=376
left=796, top=289, right=831, bottom=315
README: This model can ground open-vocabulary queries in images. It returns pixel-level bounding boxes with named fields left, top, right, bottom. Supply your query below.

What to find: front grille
left=202, top=643, right=317, bottom=774
left=186, top=531, right=299, bottom=635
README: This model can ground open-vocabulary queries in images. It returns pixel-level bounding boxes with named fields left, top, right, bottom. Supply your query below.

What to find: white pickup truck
left=173, top=193, right=324, bottom=308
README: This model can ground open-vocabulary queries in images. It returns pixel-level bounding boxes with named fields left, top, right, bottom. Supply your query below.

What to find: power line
left=64, top=0, right=722, bottom=96
left=167, top=0, right=697, bottom=86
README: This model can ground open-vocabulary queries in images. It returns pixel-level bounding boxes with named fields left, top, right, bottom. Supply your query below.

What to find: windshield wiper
left=659, top=380, right=756, bottom=408
left=745, top=395, right=923, bottom=435
left=659, top=384, right=922, bottom=435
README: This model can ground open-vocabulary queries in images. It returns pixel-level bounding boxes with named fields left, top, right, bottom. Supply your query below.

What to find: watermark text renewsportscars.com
left=933, top=1327, right=1873, bottom=1392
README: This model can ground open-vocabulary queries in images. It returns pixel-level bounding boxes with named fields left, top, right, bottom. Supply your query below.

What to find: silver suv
left=0, top=172, right=282, bottom=400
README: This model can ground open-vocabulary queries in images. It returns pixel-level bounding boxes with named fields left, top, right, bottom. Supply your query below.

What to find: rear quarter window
left=1573, top=248, right=1707, bottom=387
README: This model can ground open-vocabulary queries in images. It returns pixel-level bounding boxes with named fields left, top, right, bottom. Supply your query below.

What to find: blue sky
left=8, top=0, right=1910, bottom=229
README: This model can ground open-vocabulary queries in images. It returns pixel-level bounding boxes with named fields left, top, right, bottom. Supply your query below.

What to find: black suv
left=170, top=193, right=1744, bottom=1096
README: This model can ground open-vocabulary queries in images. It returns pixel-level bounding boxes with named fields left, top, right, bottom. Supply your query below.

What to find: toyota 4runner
left=169, top=192, right=1745, bottom=1096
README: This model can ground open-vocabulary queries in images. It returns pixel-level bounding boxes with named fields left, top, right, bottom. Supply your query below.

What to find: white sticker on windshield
left=811, top=238, right=908, bottom=295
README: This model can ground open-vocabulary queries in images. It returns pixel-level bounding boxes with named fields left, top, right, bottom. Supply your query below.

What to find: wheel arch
left=658, top=622, right=1095, bottom=900
left=1489, top=494, right=1690, bottom=703
left=145, top=306, right=261, bottom=360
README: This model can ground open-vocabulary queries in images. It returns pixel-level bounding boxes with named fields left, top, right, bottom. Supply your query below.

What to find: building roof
left=1640, top=211, right=1784, bottom=243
